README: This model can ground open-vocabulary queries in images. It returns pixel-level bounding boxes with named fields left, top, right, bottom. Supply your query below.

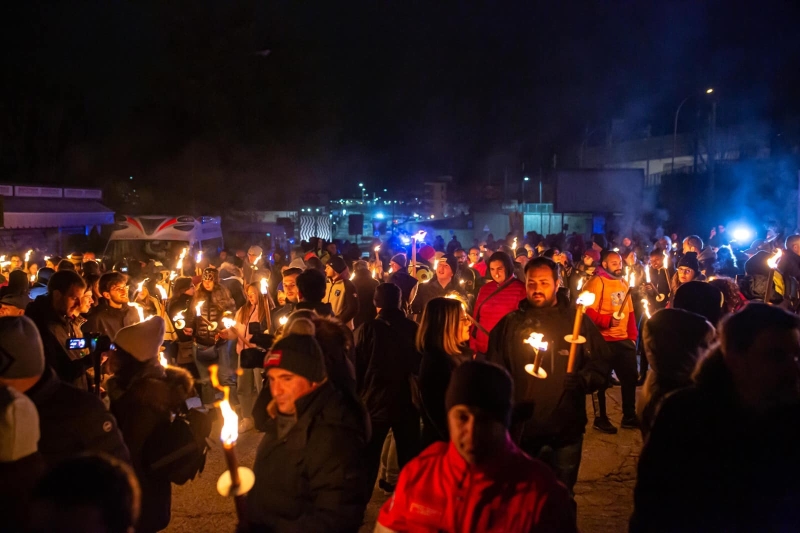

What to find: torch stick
left=565, top=291, right=596, bottom=373
left=210, top=365, right=254, bottom=524
left=524, top=332, right=548, bottom=379
left=613, top=272, right=635, bottom=321
left=24, top=249, right=33, bottom=271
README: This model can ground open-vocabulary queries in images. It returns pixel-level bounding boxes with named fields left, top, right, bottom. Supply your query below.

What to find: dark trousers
left=522, top=436, right=584, bottom=494
left=364, top=406, right=421, bottom=495
left=598, top=339, right=638, bottom=419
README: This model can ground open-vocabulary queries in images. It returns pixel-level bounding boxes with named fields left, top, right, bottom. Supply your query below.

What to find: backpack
left=144, top=404, right=214, bottom=485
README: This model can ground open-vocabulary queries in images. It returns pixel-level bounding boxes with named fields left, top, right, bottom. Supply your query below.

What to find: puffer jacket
left=25, top=366, right=130, bottom=466
left=107, top=364, right=194, bottom=533
left=377, top=439, right=577, bottom=533
left=83, top=299, right=140, bottom=339
left=246, top=381, right=368, bottom=532
left=470, top=277, right=526, bottom=355
left=323, top=273, right=359, bottom=329
left=191, top=284, right=236, bottom=346
left=638, top=308, right=714, bottom=439
left=487, top=298, right=611, bottom=445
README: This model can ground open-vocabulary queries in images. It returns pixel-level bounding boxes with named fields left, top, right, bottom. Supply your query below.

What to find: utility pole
left=708, top=100, right=717, bottom=207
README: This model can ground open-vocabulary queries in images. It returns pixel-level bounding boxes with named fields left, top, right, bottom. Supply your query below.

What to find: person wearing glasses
left=84, top=271, right=139, bottom=340
left=186, top=268, right=236, bottom=407
left=417, top=297, right=474, bottom=448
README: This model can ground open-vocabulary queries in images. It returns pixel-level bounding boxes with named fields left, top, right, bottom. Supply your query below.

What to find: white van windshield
left=104, top=239, right=190, bottom=269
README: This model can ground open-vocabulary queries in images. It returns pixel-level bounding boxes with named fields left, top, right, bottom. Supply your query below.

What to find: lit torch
left=254, top=253, right=262, bottom=271
left=577, top=277, right=585, bottom=291
left=524, top=332, right=549, bottom=378
left=374, top=245, right=380, bottom=262
left=156, top=284, right=168, bottom=300
left=128, top=302, right=145, bottom=323
left=613, top=272, right=635, bottom=321
left=194, top=300, right=217, bottom=330
left=173, top=310, right=187, bottom=330
left=410, top=230, right=427, bottom=277
left=159, top=348, right=169, bottom=368
left=178, top=248, right=188, bottom=276
left=210, top=365, right=254, bottom=523
left=641, top=298, right=652, bottom=319
left=764, top=248, right=783, bottom=304
left=565, top=291, right=596, bottom=373
left=260, top=277, right=268, bottom=295
left=24, top=249, right=33, bottom=270
left=279, top=315, right=288, bottom=327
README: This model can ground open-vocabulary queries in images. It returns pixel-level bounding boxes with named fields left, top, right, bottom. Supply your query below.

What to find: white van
left=103, top=215, right=223, bottom=269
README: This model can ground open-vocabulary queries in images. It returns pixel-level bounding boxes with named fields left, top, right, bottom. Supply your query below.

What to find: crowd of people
left=1, top=225, right=799, bottom=532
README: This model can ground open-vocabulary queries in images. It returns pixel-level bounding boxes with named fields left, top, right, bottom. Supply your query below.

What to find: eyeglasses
left=677, top=267, right=694, bottom=275
left=110, top=285, right=129, bottom=293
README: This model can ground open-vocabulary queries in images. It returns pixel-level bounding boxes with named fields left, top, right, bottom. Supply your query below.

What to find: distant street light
left=672, top=88, right=715, bottom=175
left=522, top=176, right=530, bottom=205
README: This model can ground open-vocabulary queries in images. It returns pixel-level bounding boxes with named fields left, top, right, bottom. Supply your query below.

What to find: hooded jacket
left=631, top=349, right=800, bottom=532
left=246, top=381, right=368, bottom=532
left=376, top=439, right=577, bottom=533
left=351, top=269, right=380, bottom=328
left=584, top=268, right=638, bottom=342
left=190, top=283, right=236, bottom=346
left=471, top=277, right=526, bottom=355
left=323, top=271, right=359, bottom=328
left=25, top=366, right=130, bottom=466
left=107, top=364, right=194, bottom=532
left=410, top=276, right=462, bottom=317
left=25, top=294, right=93, bottom=390
left=83, top=299, right=140, bottom=339
left=638, top=308, right=714, bottom=439
left=387, top=269, right=418, bottom=310
left=488, top=298, right=611, bottom=445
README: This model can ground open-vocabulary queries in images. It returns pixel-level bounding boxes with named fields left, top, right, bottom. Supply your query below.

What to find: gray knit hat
left=0, top=317, right=45, bottom=380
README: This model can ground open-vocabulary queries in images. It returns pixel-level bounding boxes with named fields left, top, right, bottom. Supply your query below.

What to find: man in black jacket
left=488, top=257, right=612, bottom=493
left=295, top=268, right=334, bottom=317
left=84, top=271, right=139, bottom=339
left=25, top=270, right=93, bottom=390
left=270, top=267, right=302, bottom=333
left=410, top=255, right=463, bottom=319
left=387, top=253, right=417, bottom=312
left=246, top=325, right=368, bottom=532
left=631, top=304, right=800, bottom=532
left=351, top=260, right=380, bottom=329
left=0, top=316, right=130, bottom=466
left=354, top=283, right=421, bottom=494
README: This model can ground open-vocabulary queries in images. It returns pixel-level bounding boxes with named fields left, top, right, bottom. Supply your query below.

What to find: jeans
left=598, top=339, right=638, bottom=419
left=193, top=343, right=232, bottom=406
left=379, top=430, right=399, bottom=486
left=238, top=368, right=264, bottom=420
left=524, top=437, right=584, bottom=494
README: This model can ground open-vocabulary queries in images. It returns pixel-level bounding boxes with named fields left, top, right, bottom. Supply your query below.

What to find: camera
left=65, top=335, right=112, bottom=354
left=248, top=322, right=275, bottom=351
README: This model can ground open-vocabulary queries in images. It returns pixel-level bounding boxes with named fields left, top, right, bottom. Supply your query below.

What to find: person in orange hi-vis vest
left=584, top=250, right=639, bottom=434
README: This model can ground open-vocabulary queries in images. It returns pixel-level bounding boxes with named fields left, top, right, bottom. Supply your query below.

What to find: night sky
left=2, top=1, right=799, bottom=210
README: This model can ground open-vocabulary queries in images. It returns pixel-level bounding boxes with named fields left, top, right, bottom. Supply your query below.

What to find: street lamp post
left=672, top=88, right=713, bottom=175
left=522, top=176, right=530, bottom=208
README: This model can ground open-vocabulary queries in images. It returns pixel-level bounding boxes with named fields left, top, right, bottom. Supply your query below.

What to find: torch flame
left=641, top=299, right=652, bottom=319
left=524, top=332, right=548, bottom=352
left=136, top=278, right=149, bottom=294
left=260, top=278, right=268, bottom=295
left=576, top=291, right=596, bottom=307
left=195, top=301, right=205, bottom=316
left=374, top=245, right=380, bottom=252
left=767, top=248, right=783, bottom=269
left=663, top=251, right=669, bottom=270
left=350, top=272, right=356, bottom=280
left=210, top=365, right=238, bottom=446
left=279, top=315, right=288, bottom=326
left=196, top=251, right=203, bottom=264
left=128, top=302, right=145, bottom=323
left=254, top=253, right=262, bottom=267
left=577, top=277, right=584, bottom=291
left=156, top=285, right=168, bottom=300
left=628, top=272, right=636, bottom=288
left=512, top=237, right=518, bottom=250
left=222, top=317, right=236, bottom=329
left=30, top=274, right=36, bottom=283
left=173, top=310, right=186, bottom=330
left=645, top=266, right=651, bottom=284
left=24, top=249, right=33, bottom=262
left=413, top=230, right=427, bottom=241
left=170, top=271, right=178, bottom=281
left=159, top=350, right=169, bottom=367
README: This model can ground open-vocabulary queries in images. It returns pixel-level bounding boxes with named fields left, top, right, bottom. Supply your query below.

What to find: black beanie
left=442, top=255, right=459, bottom=277
left=329, top=256, right=347, bottom=274
left=172, top=276, right=194, bottom=295
left=265, top=320, right=327, bottom=382
left=390, top=254, right=407, bottom=269
left=445, top=361, right=513, bottom=427
left=744, top=250, right=772, bottom=277
left=677, top=252, right=700, bottom=275
left=673, top=281, right=724, bottom=326
left=374, top=283, right=402, bottom=310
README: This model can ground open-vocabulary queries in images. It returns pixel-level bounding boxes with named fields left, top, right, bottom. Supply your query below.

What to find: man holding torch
left=487, top=257, right=611, bottom=493
left=584, top=250, right=639, bottom=434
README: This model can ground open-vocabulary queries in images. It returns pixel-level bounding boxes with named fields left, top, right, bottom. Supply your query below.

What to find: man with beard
left=83, top=272, right=139, bottom=339
left=487, top=257, right=611, bottom=493
left=410, top=255, right=462, bottom=320
left=584, top=251, right=639, bottom=433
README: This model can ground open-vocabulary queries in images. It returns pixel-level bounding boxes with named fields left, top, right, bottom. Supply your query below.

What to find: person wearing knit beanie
left=264, top=319, right=328, bottom=415
left=418, top=245, right=436, bottom=264
left=390, top=254, right=407, bottom=271
left=328, top=256, right=348, bottom=275
left=446, top=360, right=513, bottom=430
left=0, top=316, right=45, bottom=383
left=114, top=317, right=166, bottom=362
left=677, top=252, right=701, bottom=280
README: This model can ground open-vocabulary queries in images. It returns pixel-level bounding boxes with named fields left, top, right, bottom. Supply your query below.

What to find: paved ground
left=166, top=387, right=641, bottom=533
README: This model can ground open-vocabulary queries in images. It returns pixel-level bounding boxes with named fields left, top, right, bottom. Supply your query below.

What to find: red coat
left=470, top=278, right=527, bottom=354
left=377, top=439, right=576, bottom=533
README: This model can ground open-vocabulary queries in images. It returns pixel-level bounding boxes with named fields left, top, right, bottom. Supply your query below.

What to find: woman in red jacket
left=470, top=252, right=527, bottom=356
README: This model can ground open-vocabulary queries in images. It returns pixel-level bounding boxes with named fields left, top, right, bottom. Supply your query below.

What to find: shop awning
left=1, top=197, right=115, bottom=229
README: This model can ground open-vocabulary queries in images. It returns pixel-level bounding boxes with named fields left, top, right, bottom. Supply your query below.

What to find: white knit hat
left=114, top=316, right=166, bottom=362
left=0, top=385, right=39, bottom=462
